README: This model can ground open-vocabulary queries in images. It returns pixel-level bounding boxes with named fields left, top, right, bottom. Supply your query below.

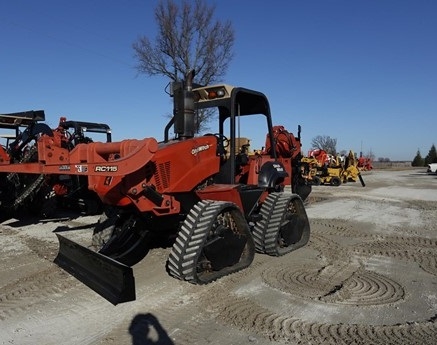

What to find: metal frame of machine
left=0, top=71, right=311, bottom=304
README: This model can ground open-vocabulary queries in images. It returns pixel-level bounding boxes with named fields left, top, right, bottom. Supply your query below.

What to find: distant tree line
left=311, top=135, right=377, bottom=161
left=310, top=136, right=437, bottom=165
left=412, top=144, right=437, bottom=166
left=310, top=135, right=337, bottom=155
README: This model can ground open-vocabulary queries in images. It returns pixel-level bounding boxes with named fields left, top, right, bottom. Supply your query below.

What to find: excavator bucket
left=54, top=234, right=136, bottom=305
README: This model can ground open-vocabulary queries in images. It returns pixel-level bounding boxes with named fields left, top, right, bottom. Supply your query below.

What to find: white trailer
left=427, top=163, right=437, bottom=174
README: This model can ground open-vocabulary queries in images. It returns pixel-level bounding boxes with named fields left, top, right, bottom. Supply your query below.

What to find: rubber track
left=167, top=200, right=222, bottom=283
left=167, top=200, right=253, bottom=284
left=252, top=193, right=281, bottom=254
left=13, top=174, right=45, bottom=209
left=253, top=192, right=310, bottom=256
left=6, top=146, right=45, bottom=210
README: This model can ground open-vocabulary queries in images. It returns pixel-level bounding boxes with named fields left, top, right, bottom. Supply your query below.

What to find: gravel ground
left=0, top=168, right=436, bottom=345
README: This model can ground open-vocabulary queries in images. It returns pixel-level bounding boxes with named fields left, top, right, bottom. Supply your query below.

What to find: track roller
left=253, top=192, right=310, bottom=256
left=167, top=200, right=255, bottom=284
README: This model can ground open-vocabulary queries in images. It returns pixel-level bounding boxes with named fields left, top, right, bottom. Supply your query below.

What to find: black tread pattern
left=167, top=200, right=220, bottom=283
left=253, top=192, right=310, bottom=256
left=252, top=193, right=282, bottom=253
left=9, top=146, right=45, bottom=210
left=167, top=200, right=254, bottom=284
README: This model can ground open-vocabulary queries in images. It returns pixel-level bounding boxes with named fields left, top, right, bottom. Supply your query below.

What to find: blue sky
left=1, top=0, right=436, bottom=161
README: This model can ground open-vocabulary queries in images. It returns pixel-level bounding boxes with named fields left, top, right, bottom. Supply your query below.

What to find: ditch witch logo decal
left=191, top=144, right=210, bottom=155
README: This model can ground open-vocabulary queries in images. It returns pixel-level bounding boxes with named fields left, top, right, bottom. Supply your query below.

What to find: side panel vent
left=155, top=161, right=171, bottom=189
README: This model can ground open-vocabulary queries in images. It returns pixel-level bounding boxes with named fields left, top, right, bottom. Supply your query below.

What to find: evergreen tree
left=424, top=144, right=437, bottom=165
left=411, top=150, right=425, bottom=167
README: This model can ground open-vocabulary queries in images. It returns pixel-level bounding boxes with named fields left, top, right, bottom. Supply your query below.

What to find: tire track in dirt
left=23, top=236, right=59, bottom=259
left=0, top=226, right=84, bottom=322
left=204, top=270, right=437, bottom=344
left=352, top=237, right=437, bottom=276
left=404, top=199, right=436, bottom=211
left=311, top=220, right=437, bottom=276
left=0, top=267, right=78, bottom=321
left=310, top=219, right=381, bottom=239
left=94, top=251, right=271, bottom=345
left=261, top=265, right=405, bottom=306
left=92, top=249, right=227, bottom=345
left=198, top=217, right=437, bottom=344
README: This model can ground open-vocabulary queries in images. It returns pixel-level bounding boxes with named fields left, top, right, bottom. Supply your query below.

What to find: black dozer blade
left=54, top=234, right=136, bottom=305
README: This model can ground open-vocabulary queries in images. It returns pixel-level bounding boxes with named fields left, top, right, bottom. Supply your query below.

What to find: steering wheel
left=205, top=133, right=229, bottom=149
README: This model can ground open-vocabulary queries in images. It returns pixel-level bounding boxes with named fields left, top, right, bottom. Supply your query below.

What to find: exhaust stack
left=173, top=70, right=196, bottom=139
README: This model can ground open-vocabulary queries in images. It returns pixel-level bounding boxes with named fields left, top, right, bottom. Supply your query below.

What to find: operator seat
left=213, top=143, right=249, bottom=185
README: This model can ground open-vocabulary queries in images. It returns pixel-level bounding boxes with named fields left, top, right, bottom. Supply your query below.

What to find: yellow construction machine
left=302, top=149, right=365, bottom=187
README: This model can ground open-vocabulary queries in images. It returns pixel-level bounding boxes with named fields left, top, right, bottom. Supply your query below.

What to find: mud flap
left=54, top=234, right=136, bottom=305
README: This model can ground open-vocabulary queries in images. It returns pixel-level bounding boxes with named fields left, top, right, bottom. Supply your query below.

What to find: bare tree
left=132, top=0, right=235, bottom=131
left=311, top=135, right=337, bottom=155
left=365, top=149, right=375, bottom=161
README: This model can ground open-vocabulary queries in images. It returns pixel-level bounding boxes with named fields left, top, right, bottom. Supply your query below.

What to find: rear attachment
left=54, top=234, right=135, bottom=305
left=92, top=211, right=152, bottom=267
left=253, top=192, right=310, bottom=256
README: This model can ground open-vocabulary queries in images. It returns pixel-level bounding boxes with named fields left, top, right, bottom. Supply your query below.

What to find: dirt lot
left=0, top=168, right=436, bottom=345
